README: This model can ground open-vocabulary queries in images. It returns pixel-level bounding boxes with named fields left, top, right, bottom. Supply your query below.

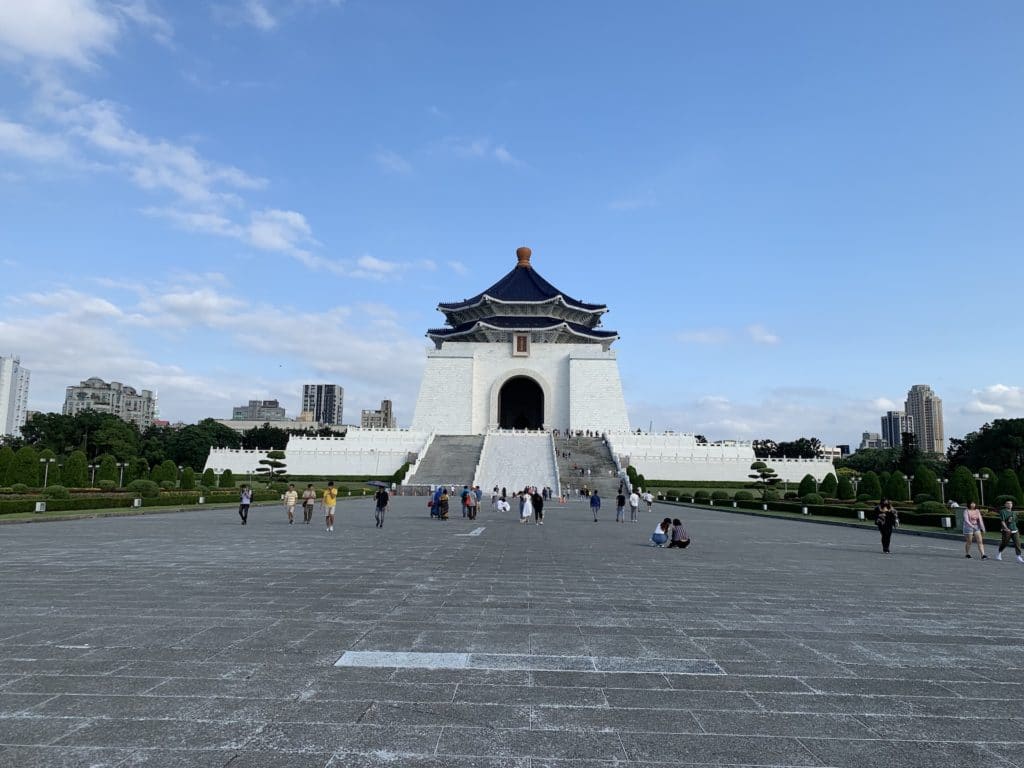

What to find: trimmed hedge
left=0, top=489, right=283, bottom=516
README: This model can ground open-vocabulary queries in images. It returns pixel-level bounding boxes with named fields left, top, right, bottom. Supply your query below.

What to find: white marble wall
left=474, top=431, right=558, bottom=493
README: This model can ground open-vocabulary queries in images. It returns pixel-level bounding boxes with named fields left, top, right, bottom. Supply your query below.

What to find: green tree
left=0, top=445, right=14, bottom=485
left=777, top=437, right=823, bottom=459
left=92, top=417, right=140, bottom=460
left=797, top=474, right=817, bottom=497
left=911, top=465, right=940, bottom=500
left=860, top=471, right=882, bottom=501
left=153, top=459, right=179, bottom=485
left=884, top=470, right=910, bottom=502
left=256, top=450, right=287, bottom=486
left=898, top=432, right=922, bottom=475
left=201, top=468, right=216, bottom=488
left=996, top=468, right=1024, bottom=505
left=242, top=423, right=289, bottom=450
left=96, top=454, right=118, bottom=484
left=752, top=439, right=779, bottom=458
left=62, top=450, right=89, bottom=488
left=37, top=448, right=61, bottom=486
left=947, top=465, right=979, bottom=505
left=948, top=418, right=1024, bottom=472
left=179, top=467, right=196, bottom=490
left=836, top=475, right=854, bottom=500
left=819, top=473, right=838, bottom=497
left=219, top=468, right=235, bottom=488
left=836, top=447, right=899, bottom=475
left=127, top=457, right=149, bottom=482
left=747, top=461, right=781, bottom=500
left=10, top=446, right=40, bottom=487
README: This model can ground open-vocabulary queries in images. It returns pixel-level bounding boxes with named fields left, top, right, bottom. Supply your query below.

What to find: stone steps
left=405, top=435, right=485, bottom=487
left=555, top=435, right=622, bottom=499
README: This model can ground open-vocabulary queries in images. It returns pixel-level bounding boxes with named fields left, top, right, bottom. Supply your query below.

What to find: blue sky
left=1, top=0, right=1022, bottom=445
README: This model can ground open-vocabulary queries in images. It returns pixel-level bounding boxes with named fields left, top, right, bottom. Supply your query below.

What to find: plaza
left=1, top=498, right=1022, bottom=767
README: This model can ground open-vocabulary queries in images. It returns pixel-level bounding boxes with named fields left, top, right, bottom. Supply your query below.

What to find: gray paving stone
left=0, top=745, right=129, bottom=768
left=620, top=732, right=822, bottom=764
left=0, top=715, right=91, bottom=745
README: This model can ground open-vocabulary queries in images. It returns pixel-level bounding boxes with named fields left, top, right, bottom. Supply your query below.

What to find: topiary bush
left=819, top=473, right=838, bottom=497
left=783, top=492, right=798, bottom=500
left=993, top=494, right=1016, bottom=508
left=763, top=489, right=780, bottom=501
left=856, top=493, right=872, bottom=502
left=797, top=474, right=817, bottom=497
left=693, top=490, right=710, bottom=500
left=126, top=479, right=160, bottom=498
left=42, top=485, right=70, bottom=499
left=801, top=493, right=824, bottom=504
left=710, top=490, right=730, bottom=500
left=97, top=480, right=116, bottom=492
left=913, top=493, right=934, bottom=504
left=219, top=469, right=235, bottom=488
left=733, top=491, right=753, bottom=501
left=0, top=487, right=13, bottom=494
left=917, top=501, right=947, bottom=515
left=159, top=480, right=175, bottom=490
left=11, top=483, right=28, bottom=493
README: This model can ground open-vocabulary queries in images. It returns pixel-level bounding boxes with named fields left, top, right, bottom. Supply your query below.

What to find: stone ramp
left=404, top=434, right=485, bottom=487
left=556, top=434, right=622, bottom=498
left=474, top=431, right=558, bottom=494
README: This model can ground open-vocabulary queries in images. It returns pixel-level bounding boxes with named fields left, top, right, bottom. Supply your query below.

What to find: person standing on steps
left=284, top=483, right=298, bottom=525
left=996, top=500, right=1023, bottom=562
left=628, top=489, right=641, bottom=523
left=532, top=487, right=545, bottom=525
left=590, top=490, right=601, bottom=522
left=875, top=499, right=898, bottom=553
left=238, top=484, right=252, bottom=525
left=615, top=491, right=626, bottom=523
left=323, top=481, right=338, bottom=532
left=962, top=502, right=987, bottom=559
left=301, top=484, right=316, bottom=524
left=374, top=487, right=389, bottom=528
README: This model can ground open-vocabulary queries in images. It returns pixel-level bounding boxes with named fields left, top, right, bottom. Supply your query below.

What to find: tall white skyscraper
left=0, top=356, right=31, bottom=438
left=905, top=385, right=945, bottom=454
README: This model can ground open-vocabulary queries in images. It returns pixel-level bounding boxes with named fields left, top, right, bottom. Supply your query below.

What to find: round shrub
left=763, top=489, right=780, bottom=501
left=994, top=494, right=1016, bottom=508
left=733, top=491, right=753, bottom=501
left=42, top=484, right=70, bottom=499
left=11, top=483, right=29, bottom=493
left=97, top=480, right=116, bottom=492
left=693, top=490, right=710, bottom=500
left=710, top=490, right=730, bottom=500
left=913, top=493, right=934, bottom=504
left=856, top=493, right=872, bottom=502
left=801, top=493, right=824, bottom=505
left=917, top=501, right=947, bottom=515
left=159, top=480, right=175, bottom=490
left=127, top=479, right=160, bottom=498
left=668, top=489, right=682, bottom=500
left=783, top=491, right=798, bottom=500
left=0, top=486, right=13, bottom=494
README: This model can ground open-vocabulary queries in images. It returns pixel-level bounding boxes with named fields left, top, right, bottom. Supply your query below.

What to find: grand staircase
left=403, top=435, right=485, bottom=487
left=474, top=432, right=558, bottom=494
left=555, top=435, right=622, bottom=499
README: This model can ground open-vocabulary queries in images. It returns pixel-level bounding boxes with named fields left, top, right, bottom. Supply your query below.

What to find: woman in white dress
left=520, top=488, right=534, bottom=523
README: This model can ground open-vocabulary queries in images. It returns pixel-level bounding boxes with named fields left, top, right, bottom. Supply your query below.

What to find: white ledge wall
left=474, top=431, right=558, bottom=493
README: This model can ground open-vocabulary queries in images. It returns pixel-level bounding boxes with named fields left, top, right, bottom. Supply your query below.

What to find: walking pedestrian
left=466, top=490, right=478, bottom=520
left=460, top=485, right=471, bottom=518
left=532, top=488, right=544, bottom=525
left=283, top=483, right=298, bottom=525
left=238, top=484, right=252, bottom=525
left=323, top=481, right=338, bottom=532
left=628, top=489, right=640, bottom=523
left=374, top=487, right=389, bottom=528
left=642, top=490, right=654, bottom=514
left=301, top=484, right=316, bottom=524
left=520, top=488, right=533, bottom=523
left=962, top=502, right=987, bottom=559
left=996, top=500, right=1023, bottom=563
left=615, top=491, right=626, bottom=523
left=874, top=499, right=898, bottom=553
left=590, top=490, right=601, bottom=522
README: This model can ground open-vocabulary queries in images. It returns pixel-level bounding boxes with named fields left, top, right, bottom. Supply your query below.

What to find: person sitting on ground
left=668, top=518, right=690, bottom=549
left=651, top=517, right=671, bottom=547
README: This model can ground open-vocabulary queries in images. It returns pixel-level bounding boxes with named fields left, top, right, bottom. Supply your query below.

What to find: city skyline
left=2, top=3, right=1023, bottom=443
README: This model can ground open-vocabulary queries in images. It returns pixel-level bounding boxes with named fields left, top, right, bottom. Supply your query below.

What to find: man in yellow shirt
left=283, top=484, right=298, bottom=525
left=323, top=481, right=338, bottom=532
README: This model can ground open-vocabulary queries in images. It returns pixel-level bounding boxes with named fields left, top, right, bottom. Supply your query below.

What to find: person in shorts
left=284, top=483, right=298, bottom=525
left=323, top=481, right=338, bottom=532
left=642, top=490, right=654, bottom=514
left=301, top=484, right=316, bottom=524
left=962, top=501, right=987, bottom=559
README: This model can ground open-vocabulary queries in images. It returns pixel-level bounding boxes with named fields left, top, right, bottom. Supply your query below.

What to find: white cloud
left=747, top=324, right=780, bottom=345
left=447, top=260, right=468, bottom=276
left=493, top=144, right=519, bottom=166
left=963, top=384, right=1024, bottom=417
left=871, top=397, right=897, bottom=411
left=247, top=208, right=312, bottom=251
left=245, top=0, right=278, bottom=30
left=374, top=149, right=412, bottom=174
left=114, top=1, right=174, bottom=45
left=676, top=328, right=730, bottom=344
left=0, top=119, right=73, bottom=162
left=0, top=0, right=120, bottom=68
left=446, top=137, right=521, bottom=166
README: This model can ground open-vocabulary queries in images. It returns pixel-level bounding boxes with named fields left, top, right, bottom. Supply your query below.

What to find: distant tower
left=302, top=384, right=344, bottom=425
left=0, top=355, right=30, bottom=437
left=905, top=385, right=944, bottom=454
left=880, top=410, right=913, bottom=449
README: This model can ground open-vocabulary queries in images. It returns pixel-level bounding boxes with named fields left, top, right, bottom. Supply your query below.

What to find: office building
left=905, top=384, right=945, bottom=454
left=0, top=356, right=30, bottom=438
left=301, top=384, right=344, bottom=425
left=232, top=400, right=286, bottom=421
left=63, top=377, right=156, bottom=430
left=880, top=410, right=914, bottom=449
left=859, top=432, right=887, bottom=450
left=361, top=399, right=396, bottom=429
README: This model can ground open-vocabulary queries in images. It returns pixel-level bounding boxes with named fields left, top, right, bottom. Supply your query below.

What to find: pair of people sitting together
left=652, top=517, right=690, bottom=548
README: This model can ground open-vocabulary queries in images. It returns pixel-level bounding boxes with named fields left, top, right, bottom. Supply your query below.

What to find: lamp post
left=938, top=478, right=948, bottom=504
left=88, top=463, right=98, bottom=486
left=177, top=465, right=184, bottom=489
left=40, top=458, right=56, bottom=488
left=974, top=473, right=990, bottom=506
left=905, top=474, right=914, bottom=502
left=851, top=475, right=861, bottom=496
left=116, top=462, right=127, bottom=488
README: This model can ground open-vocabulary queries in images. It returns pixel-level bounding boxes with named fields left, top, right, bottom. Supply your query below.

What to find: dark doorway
left=499, top=376, right=544, bottom=430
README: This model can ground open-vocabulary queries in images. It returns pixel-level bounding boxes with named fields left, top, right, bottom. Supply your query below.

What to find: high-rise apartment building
left=63, top=377, right=156, bottom=430
left=232, top=400, right=286, bottom=421
left=859, top=432, right=886, bottom=450
left=361, top=399, right=396, bottom=429
left=880, top=410, right=914, bottom=449
left=905, top=384, right=945, bottom=454
left=301, top=384, right=344, bottom=425
left=0, top=356, right=31, bottom=438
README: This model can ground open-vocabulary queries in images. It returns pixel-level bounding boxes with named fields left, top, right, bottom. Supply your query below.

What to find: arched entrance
left=499, top=376, right=544, bottom=430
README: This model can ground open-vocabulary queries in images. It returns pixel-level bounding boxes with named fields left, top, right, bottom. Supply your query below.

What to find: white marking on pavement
left=455, top=526, right=486, bottom=537
left=334, top=651, right=723, bottom=674
left=336, top=651, right=469, bottom=669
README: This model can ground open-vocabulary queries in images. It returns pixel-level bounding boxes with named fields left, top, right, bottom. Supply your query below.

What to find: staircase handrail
left=401, top=431, right=436, bottom=485
left=548, top=431, right=562, bottom=499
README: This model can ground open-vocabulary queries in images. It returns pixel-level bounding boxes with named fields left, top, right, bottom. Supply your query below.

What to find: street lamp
left=938, top=478, right=948, bottom=504
left=116, top=462, right=127, bottom=488
left=39, top=457, right=56, bottom=488
left=177, top=465, right=184, bottom=488
left=852, top=476, right=861, bottom=496
left=906, top=474, right=914, bottom=501
left=973, top=473, right=990, bottom=506
left=88, top=463, right=98, bottom=486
